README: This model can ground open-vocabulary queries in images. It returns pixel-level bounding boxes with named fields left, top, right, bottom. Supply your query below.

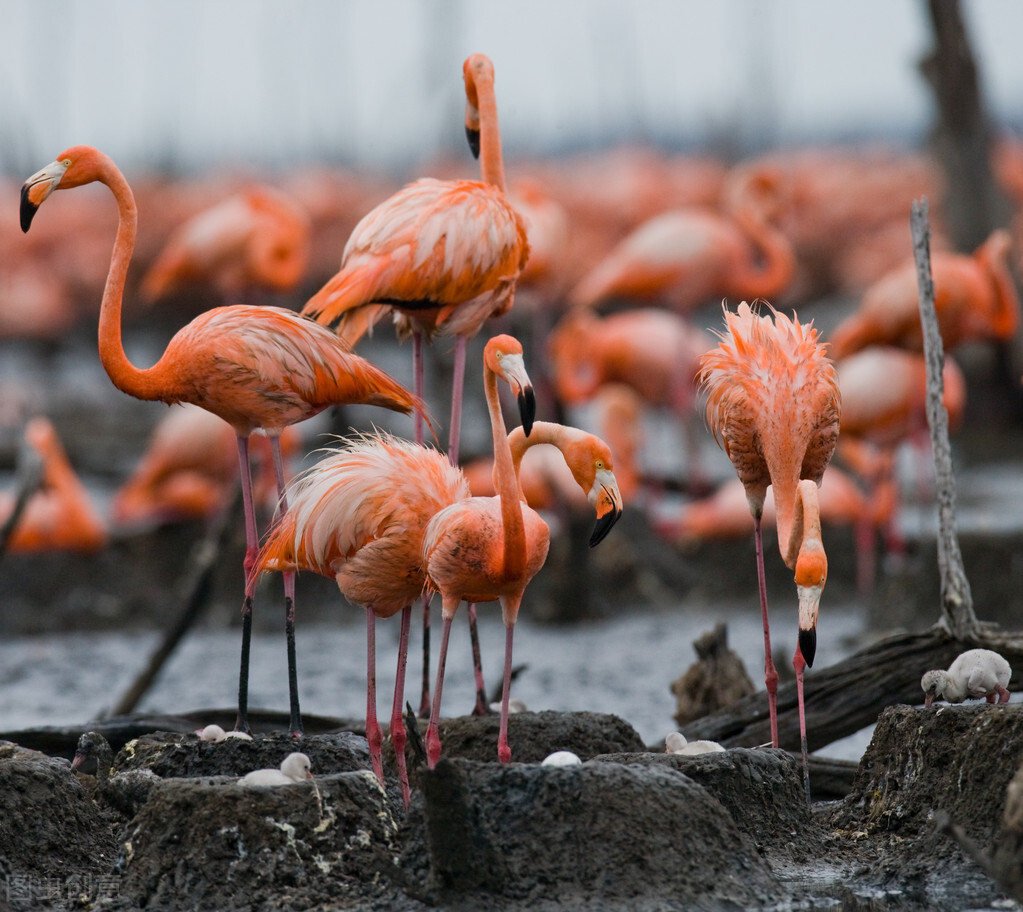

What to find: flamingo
left=111, top=404, right=301, bottom=530
left=140, top=184, right=312, bottom=305
left=699, top=301, right=841, bottom=801
left=2, top=416, right=108, bottom=554
left=423, top=338, right=624, bottom=769
left=239, top=752, right=313, bottom=786
left=301, top=53, right=529, bottom=715
left=20, top=145, right=425, bottom=738
left=567, top=171, right=795, bottom=312
left=828, top=229, right=1019, bottom=358
left=921, top=649, right=1012, bottom=707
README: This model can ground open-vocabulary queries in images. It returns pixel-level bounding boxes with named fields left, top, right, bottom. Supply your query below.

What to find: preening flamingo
left=302, top=54, right=529, bottom=715
left=21, top=145, right=425, bottom=737
left=423, top=337, right=623, bottom=769
left=699, top=301, right=840, bottom=801
left=828, top=229, right=1019, bottom=358
left=568, top=171, right=795, bottom=312
left=140, top=184, right=312, bottom=304
left=921, top=649, right=1012, bottom=707
left=1, top=416, right=107, bottom=553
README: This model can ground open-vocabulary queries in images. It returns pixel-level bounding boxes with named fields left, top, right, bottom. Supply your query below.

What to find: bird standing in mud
left=423, top=337, right=623, bottom=770
left=20, top=145, right=425, bottom=739
left=699, top=300, right=841, bottom=801
left=922, top=649, right=1012, bottom=707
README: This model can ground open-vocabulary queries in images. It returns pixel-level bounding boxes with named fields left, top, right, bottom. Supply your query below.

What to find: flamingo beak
left=20, top=159, right=69, bottom=232
left=499, top=352, right=535, bottom=436
left=589, top=468, right=623, bottom=546
left=796, top=583, right=822, bottom=667
left=924, top=692, right=935, bottom=709
left=465, top=100, right=481, bottom=159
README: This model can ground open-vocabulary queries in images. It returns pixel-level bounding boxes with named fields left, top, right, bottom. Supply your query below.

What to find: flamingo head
left=921, top=670, right=947, bottom=708
left=561, top=432, right=624, bottom=546
left=794, top=546, right=827, bottom=668
left=485, top=334, right=535, bottom=435
left=21, top=145, right=109, bottom=231
left=463, top=54, right=495, bottom=160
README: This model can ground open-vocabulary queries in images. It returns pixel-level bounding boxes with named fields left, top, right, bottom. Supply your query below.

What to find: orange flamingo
left=568, top=171, right=795, bottom=312
left=547, top=307, right=711, bottom=489
left=302, top=53, right=529, bottom=465
left=699, top=301, right=841, bottom=801
left=1, top=416, right=107, bottom=553
left=20, top=145, right=425, bottom=737
left=111, top=404, right=301, bottom=529
left=423, top=337, right=623, bottom=768
left=828, top=229, right=1019, bottom=358
left=253, top=432, right=469, bottom=807
left=139, top=184, right=312, bottom=305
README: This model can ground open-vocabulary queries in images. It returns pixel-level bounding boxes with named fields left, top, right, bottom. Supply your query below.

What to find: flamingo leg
left=793, top=645, right=811, bottom=804
left=365, top=606, right=384, bottom=786
left=446, top=334, right=490, bottom=717
left=391, top=604, right=412, bottom=808
left=270, top=435, right=302, bottom=737
left=234, top=435, right=258, bottom=735
left=426, top=613, right=454, bottom=769
left=997, top=685, right=1012, bottom=704
left=497, top=622, right=515, bottom=764
left=754, top=515, right=780, bottom=748
left=469, top=603, right=490, bottom=715
left=412, top=332, right=433, bottom=720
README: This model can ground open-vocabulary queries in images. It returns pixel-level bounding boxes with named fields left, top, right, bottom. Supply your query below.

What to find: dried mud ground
left=1, top=703, right=1023, bottom=911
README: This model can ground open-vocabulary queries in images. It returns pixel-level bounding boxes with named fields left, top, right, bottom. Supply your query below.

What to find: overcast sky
left=2, top=0, right=1023, bottom=176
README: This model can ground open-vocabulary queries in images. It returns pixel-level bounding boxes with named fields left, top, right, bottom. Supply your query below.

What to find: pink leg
left=997, top=685, right=1012, bottom=704
left=418, top=592, right=432, bottom=718
left=754, top=515, right=779, bottom=747
left=270, top=436, right=302, bottom=736
left=854, top=513, right=877, bottom=597
left=426, top=615, right=454, bottom=769
left=391, top=605, right=412, bottom=807
left=469, top=603, right=489, bottom=716
left=365, top=606, right=384, bottom=786
left=794, top=645, right=811, bottom=804
left=412, top=333, right=433, bottom=719
left=447, top=334, right=467, bottom=467
left=234, top=436, right=259, bottom=734
left=497, top=623, right=515, bottom=764
left=986, top=693, right=997, bottom=704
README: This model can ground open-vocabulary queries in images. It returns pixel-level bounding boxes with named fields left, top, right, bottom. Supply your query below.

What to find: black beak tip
left=799, top=628, right=817, bottom=668
left=518, top=387, right=535, bottom=437
left=465, top=125, right=481, bottom=160
left=588, top=507, right=622, bottom=548
left=20, top=187, right=37, bottom=233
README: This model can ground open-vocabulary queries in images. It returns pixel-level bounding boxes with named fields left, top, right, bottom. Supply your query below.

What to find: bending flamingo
left=423, top=337, right=623, bottom=768
left=303, top=54, right=529, bottom=714
left=20, top=145, right=425, bottom=737
left=699, top=301, right=840, bottom=801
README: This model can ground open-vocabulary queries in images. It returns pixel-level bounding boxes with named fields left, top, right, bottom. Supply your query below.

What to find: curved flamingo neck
left=776, top=478, right=824, bottom=573
left=95, top=160, right=168, bottom=401
left=728, top=204, right=796, bottom=300
left=485, top=364, right=524, bottom=579
left=472, top=69, right=506, bottom=191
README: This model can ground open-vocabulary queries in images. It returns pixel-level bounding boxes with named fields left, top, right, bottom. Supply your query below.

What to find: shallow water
left=0, top=599, right=879, bottom=760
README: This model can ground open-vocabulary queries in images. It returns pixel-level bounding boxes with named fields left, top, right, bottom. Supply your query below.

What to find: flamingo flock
left=9, top=49, right=1022, bottom=808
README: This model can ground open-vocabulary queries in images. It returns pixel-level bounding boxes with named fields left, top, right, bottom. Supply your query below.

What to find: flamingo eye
left=595, top=460, right=604, bottom=469
left=63, top=159, right=72, bottom=166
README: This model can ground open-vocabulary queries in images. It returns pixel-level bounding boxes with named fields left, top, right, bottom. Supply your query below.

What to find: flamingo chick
left=665, top=731, right=726, bottom=755
left=239, top=752, right=313, bottom=786
left=922, top=649, right=1012, bottom=707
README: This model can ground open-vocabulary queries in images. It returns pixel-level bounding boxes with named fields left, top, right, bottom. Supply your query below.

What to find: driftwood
left=687, top=202, right=1023, bottom=753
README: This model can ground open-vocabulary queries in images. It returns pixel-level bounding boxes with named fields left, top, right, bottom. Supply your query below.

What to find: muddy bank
left=1, top=705, right=1022, bottom=911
